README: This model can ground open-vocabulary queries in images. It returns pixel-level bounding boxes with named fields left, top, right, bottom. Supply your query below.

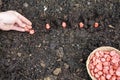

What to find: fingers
left=13, top=11, right=32, bottom=29
left=13, top=11, right=32, bottom=26
left=8, top=11, right=32, bottom=29
left=11, top=25, right=26, bottom=32
left=3, top=10, right=33, bottom=32
left=26, top=25, right=32, bottom=29
left=7, top=10, right=32, bottom=26
left=16, top=17, right=32, bottom=29
left=16, top=19, right=26, bottom=27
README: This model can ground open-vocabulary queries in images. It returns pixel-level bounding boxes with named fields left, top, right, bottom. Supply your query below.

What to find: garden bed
left=0, top=0, right=120, bottom=80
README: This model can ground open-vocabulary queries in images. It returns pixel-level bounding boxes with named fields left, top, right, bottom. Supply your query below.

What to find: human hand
left=0, top=10, right=32, bottom=32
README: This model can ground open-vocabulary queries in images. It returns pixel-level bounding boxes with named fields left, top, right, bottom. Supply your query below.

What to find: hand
left=0, top=10, right=32, bottom=32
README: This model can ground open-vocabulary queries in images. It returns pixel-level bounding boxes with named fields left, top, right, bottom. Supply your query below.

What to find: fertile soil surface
left=0, top=0, right=120, bottom=80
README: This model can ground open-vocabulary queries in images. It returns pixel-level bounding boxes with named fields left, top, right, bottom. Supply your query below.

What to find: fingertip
left=17, top=14, right=32, bottom=26
left=26, top=21, right=32, bottom=26
left=29, top=21, right=32, bottom=26
left=16, top=19, right=27, bottom=28
left=29, top=25, right=32, bottom=28
left=7, top=10, right=32, bottom=26
left=21, top=24, right=26, bottom=28
left=11, top=26, right=26, bottom=32
left=27, top=25, right=32, bottom=29
left=24, top=27, right=30, bottom=32
left=21, top=29, right=26, bottom=32
left=16, top=28, right=26, bottom=32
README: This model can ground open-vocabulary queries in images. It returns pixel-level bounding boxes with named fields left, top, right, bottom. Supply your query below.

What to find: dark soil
left=0, top=0, right=120, bottom=80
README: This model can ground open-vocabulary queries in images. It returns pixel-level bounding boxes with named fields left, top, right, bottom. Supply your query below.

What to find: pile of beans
left=88, top=50, right=120, bottom=80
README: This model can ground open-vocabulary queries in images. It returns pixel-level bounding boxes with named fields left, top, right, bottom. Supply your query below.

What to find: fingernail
left=24, top=27, right=30, bottom=32
left=29, top=26, right=32, bottom=29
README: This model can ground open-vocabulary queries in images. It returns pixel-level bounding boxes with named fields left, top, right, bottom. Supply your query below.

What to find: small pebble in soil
left=17, top=52, right=22, bottom=57
left=79, top=58, right=83, bottom=62
left=94, top=22, right=99, bottom=28
left=57, top=58, right=62, bottom=61
left=40, top=61, right=46, bottom=68
left=87, top=2, right=91, bottom=5
left=64, top=63, right=69, bottom=69
left=29, top=54, right=32, bottom=56
left=79, top=22, right=84, bottom=28
left=108, top=25, right=115, bottom=28
left=0, top=0, right=2, bottom=6
left=56, top=47, right=64, bottom=58
left=46, top=23, right=51, bottom=29
left=44, top=6, right=48, bottom=11
left=53, top=68, right=61, bottom=75
left=44, top=75, right=57, bottom=80
left=23, top=2, right=29, bottom=8
left=62, top=22, right=67, bottom=28
left=29, top=29, right=35, bottom=34
left=44, top=77, right=51, bottom=80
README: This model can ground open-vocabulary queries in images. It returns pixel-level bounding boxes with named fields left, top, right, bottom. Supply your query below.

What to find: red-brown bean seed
left=112, top=53, right=120, bottom=59
left=29, top=29, right=35, bottom=34
left=104, top=54, right=109, bottom=58
left=79, top=22, right=84, bottom=28
left=93, top=61, right=97, bottom=66
left=103, top=68, right=109, bottom=74
left=117, top=76, right=120, bottom=79
left=106, top=74, right=111, bottom=79
left=113, top=65, right=118, bottom=70
left=109, top=68, right=114, bottom=75
left=90, top=70, right=94, bottom=76
left=103, top=62, right=109, bottom=66
left=89, top=63, right=94, bottom=69
left=104, top=51, right=110, bottom=55
left=104, top=66, right=109, bottom=70
left=106, top=56, right=111, bottom=62
left=46, top=23, right=51, bottom=29
left=101, top=58, right=106, bottom=62
left=97, top=71, right=103, bottom=76
left=99, top=51, right=104, bottom=56
left=89, top=54, right=94, bottom=60
left=96, top=63, right=103, bottom=70
left=94, top=68, right=99, bottom=73
left=96, top=59, right=101, bottom=63
left=95, top=51, right=100, bottom=57
left=62, top=22, right=67, bottom=28
left=116, top=67, right=120, bottom=76
left=112, top=58, right=119, bottom=63
left=111, top=75, right=116, bottom=80
left=94, top=22, right=99, bottom=28
left=95, top=73, right=100, bottom=78
left=100, top=76, right=106, bottom=80
left=110, top=50, right=116, bottom=56
left=92, top=57, right=96, bottom=61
